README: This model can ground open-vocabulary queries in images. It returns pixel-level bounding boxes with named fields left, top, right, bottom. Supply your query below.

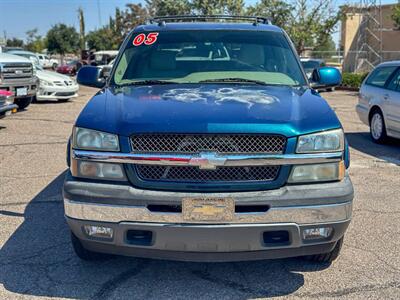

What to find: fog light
left=288, top=161, right=345, bottom=183
left=71, top=159, right=126, bottom=180
left=303, top=227, right=333, bottom=240
left=83, top=225, right=114, bottom=239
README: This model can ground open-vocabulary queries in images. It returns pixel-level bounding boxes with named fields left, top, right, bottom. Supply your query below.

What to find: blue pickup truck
left=64, top=16, right=353, bottom=263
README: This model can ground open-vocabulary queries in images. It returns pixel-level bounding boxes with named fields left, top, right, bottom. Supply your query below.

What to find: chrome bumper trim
left=64, top=199, right=352, bottom=225
left=72, top=149, right=343, bottom=168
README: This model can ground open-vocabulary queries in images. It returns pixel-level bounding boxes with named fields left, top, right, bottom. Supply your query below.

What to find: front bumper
left=64, top=172, right=353, bottom=261
left=0, top=103, right=18, bottom=118
left=0, top=78, right=38, bottom=99
left=36, top=85, right=79, bottom=100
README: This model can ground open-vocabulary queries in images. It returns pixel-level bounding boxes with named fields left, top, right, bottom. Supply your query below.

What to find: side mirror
left=311, top=67, right=342, bottom=89
left=77, top=66, right=106, bottom=88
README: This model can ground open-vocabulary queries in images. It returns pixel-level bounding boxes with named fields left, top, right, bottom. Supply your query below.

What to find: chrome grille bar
left=72, top=150, right=343, bottom=167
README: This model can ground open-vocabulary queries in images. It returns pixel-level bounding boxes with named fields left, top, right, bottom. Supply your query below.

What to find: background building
left=341, top=3, right=400, bottom=73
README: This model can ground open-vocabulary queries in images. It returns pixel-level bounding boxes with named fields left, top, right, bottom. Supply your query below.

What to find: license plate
left=16, top=87, right=28, bottom=96
left=183, top=197, right=235, bottom=221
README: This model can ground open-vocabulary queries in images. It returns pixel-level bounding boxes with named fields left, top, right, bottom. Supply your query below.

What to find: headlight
left=288, top=161, right=345, bottom=183
left=40, top=79, right=53, bottom=86
left=73, top=127, right=119, bottom=151
left=296, top=129, right=344, bottom=153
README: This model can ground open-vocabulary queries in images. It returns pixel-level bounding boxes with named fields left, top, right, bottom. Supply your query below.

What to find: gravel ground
left=0, top=87, right=399, bottom=299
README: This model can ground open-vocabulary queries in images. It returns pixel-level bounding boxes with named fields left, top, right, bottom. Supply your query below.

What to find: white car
left=357, top=61, right=400, bottom=143
left=36, top=66, right=79, bottom=101
left=36, top=53, right=59, bottom=70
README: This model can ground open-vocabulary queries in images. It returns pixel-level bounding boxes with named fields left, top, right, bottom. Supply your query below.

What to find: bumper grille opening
left=126, top=230, right=153, bottom=246
left=263, top=231, right=290, bottom=246
left=131, top=134, right=286, bottom=154
left=235, top=205, right=270, bottom=213
left=147, top=204, right=182, bottom=213
left=136, top=165, right=280, bottom=182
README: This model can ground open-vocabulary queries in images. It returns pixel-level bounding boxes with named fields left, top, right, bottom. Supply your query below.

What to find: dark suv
left=65, top=16, right=353, bottom=263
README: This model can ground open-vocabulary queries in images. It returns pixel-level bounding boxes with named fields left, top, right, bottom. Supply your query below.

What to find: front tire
left=14, top=96, right=32, bottom=110
left=303, top=237, right=343, bottom=263
left=52, top=63, right=58, bottom=70
left=370, top=110, right=388, bottom=144
left=70, top=231, right=109, bottom=261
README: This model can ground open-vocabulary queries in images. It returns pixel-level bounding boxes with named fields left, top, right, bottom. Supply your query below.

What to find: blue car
left=66, top=16, right=353, bottom=263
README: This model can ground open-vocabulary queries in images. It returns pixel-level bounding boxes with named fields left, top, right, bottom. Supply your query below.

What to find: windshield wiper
left=199, top=78, right=269, bottom=85
left=117, top=80, right=179, bottom=86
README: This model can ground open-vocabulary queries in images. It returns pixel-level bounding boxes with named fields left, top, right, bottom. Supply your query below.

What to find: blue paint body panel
left=76, top=84, right=342, bottom=138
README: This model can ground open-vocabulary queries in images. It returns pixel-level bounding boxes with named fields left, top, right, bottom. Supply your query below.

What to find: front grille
left=56, top=91, right=75, bottom=96
left=131, top=134, right=286, bottom=154
left=0, top=63, right=33, bottom=82
left=136, top=165, right=280, bottom=182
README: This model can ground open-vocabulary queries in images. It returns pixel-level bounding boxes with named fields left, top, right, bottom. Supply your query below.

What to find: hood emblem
left=15, top=70, right=23, bottom=74
left=189, top=152, right=226, bottom=170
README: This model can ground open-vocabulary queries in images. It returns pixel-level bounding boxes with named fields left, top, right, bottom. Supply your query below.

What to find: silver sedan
left=357, top=61, right=400, bottom=143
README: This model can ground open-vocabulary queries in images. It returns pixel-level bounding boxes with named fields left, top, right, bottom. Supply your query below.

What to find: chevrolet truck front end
left=63, top=129, right=353, bottom=262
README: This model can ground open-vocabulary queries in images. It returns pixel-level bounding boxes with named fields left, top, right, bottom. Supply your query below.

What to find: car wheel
left=327, top=87, right=335, bottom=92
left=14, top=96, right=32, bottom=110
left=52, top=63, right=58, bottom=70
left=303, top=237, right=343, bottom=263
left=370, top=110, right=388, bottom=144
left=70, top=231, right=110, bottom=261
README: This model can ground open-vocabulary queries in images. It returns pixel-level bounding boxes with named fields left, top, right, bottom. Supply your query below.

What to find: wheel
left=52, top=63, right=58, bottom=70
left=14, top=96, right=32, bottom=110
left=370, top=110, right=388, bottom=144
left=326, top=87, right=335, bottom=92
left=303, top=237, right=343, bottom=263
left=70, top=231, right=109, bottom=261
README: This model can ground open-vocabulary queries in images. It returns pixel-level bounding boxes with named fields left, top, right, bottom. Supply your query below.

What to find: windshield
left=112, top=30, right=306, bottom=86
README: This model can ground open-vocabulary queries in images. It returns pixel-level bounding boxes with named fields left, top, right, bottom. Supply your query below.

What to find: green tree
left=119, top=3, right=148, bottom=37
left=191, top=0, right=245, bottom=15
left=25, top=28, right=46, bottom=52
left=312, top=35, right=336, bottom=59
left=246, top=0, right=293, bottom=29
left=6, top=38, right=24, bottom=48
left=46, top=24, right=79, bottom=57
left=392, top=3, right=400, bottom=30
left=146, top=0, right=191, bottom=16
left=86, top=27, right=119, bottom=50
left=285, top=0, right=341, bottom=54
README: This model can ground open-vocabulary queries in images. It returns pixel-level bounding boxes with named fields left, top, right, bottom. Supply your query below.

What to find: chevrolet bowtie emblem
left=192, top=204, right=225, bottom=216
left=189, top=152, right=227, bottom=170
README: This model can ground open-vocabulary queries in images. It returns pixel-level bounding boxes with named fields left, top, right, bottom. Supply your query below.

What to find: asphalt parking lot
left=0, top=87, right=399, bottom=299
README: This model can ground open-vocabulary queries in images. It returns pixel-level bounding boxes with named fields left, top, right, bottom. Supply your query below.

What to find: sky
left=0, top=0, right=397, bottom=45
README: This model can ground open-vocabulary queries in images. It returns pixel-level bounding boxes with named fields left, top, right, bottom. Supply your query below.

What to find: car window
left=386, top=68, right=400, bottom=92
left=366, top=66, right=397, bottom=88
left=113, top=30, right=306, bottom=87
left=301, top=61, right=321, bottom=71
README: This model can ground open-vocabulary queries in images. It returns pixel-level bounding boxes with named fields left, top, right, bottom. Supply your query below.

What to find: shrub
left=341, top=72, right=369, bottom=88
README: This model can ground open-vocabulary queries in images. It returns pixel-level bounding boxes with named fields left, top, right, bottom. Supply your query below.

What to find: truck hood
left=0, top=53, right=32, bottom=64
left=76, top=84, right=342, bottom=137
